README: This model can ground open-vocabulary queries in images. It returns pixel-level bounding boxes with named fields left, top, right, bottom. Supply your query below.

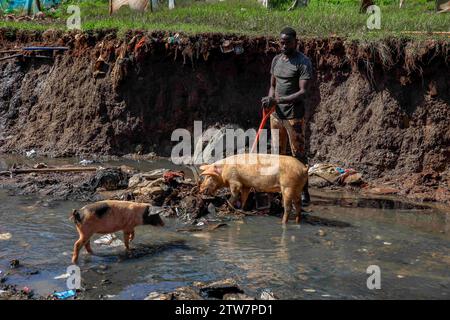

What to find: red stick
left=250, top=106, right=275, bottom=153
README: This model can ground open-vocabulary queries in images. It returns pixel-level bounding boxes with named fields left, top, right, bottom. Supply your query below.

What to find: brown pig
left=70, top=200, right=164, bottom=264
left=199, top=154, right=308, bottom=224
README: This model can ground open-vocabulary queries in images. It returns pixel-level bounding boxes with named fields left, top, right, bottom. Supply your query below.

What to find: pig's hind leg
left=293, top=196, right=302, bottom=224
left=240, top=187, right=251, bottom=210
left=85, top=240, right=94, bottom=254
left=281, top=187, right=296, bottom=224
left=123, top=230, right=134, bottom=251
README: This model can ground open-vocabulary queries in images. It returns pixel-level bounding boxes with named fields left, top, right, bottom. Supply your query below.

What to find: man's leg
left=270, top=114, right=288, bottom=155
left=286, top=118, right=310, bottom=206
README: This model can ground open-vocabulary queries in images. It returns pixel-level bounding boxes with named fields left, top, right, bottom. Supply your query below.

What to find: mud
left=0, top=29, right=449, bottom=203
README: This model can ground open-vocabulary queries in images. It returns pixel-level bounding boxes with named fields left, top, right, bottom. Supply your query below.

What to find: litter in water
left=0, top=232, right=12, bottom=240
left=94, top=234, right=124, bottom=247
left=54, top=273, right=70, bottom=280
left=52, top=289, right=76, bottom=300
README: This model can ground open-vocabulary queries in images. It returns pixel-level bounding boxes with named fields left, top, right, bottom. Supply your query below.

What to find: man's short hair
left=280, top=27, right=297, bottom=39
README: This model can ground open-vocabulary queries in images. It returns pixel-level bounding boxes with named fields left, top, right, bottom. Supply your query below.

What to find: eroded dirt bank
left=0, top=29, right=449, bottom=203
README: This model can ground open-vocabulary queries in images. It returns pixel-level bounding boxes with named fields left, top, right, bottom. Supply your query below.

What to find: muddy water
left=0, top=159, right=449, bottom=300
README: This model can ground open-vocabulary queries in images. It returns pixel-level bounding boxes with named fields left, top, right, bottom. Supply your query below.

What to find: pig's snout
left=143, top=211, right=165, bottom=227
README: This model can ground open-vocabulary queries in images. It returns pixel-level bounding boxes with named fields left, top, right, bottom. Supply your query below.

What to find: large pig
left=70, top=200, right=164, bottom=264
left=199, top=154, right=308, bottom=224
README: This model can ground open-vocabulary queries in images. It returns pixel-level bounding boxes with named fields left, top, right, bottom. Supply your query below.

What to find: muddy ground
left=0, top=29, right=449, bottom=204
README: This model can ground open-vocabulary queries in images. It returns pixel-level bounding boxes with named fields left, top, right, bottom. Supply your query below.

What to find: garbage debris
left=0, top=232, right=12, bottom=240
left=54, top=273, right=70, bottom=280
left=163, top=170, right=185, bottom=184
left=52, top=289, right=76, bottom=300
left=94, top=234, right=124, bottom=247
left=308, top=163, right=363, bottom=187
left=260, top=288, right=278, bottom=300
left=89, top=167, right=130, bottom=191
left=79, top=159, right=94, bottom=166
left=25, top=149, right=37, bottom=158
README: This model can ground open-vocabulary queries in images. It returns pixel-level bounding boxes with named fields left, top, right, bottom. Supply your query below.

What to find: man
left=261, top=27, right=312, bottom=206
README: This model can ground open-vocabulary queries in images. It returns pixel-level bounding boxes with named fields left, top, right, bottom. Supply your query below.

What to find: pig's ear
left=200, top=169, right=218, bottom=177
left=212, top=165, right=222, bottom=175
left=199, top=164, right=211, bottom=171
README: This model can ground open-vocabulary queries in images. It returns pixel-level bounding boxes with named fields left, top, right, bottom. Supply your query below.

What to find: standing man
left=261, top=27, right=312, bottom=206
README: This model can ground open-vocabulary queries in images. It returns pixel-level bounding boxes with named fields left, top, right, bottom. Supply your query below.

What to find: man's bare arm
left=276, top=79, right=308, bottom=104
left=268, top=74, right=277, bottom=98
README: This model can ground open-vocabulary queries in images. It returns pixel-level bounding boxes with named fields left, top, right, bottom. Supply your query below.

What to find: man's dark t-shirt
left=270, top=51, right=313, bottom=119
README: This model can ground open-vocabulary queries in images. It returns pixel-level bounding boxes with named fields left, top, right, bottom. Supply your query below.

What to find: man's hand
left=261, top=96, right=277, bottom=109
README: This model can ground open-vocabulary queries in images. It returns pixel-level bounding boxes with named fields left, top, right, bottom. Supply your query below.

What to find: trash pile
left=118, top=168, right=245, bottom=225
left=92, top=32, right=280, bottom=87
left=308, top=163, right=364, bottom=188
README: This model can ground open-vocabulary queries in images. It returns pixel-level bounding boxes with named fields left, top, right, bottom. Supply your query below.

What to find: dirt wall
left=0, top=29, right=449, bottom=201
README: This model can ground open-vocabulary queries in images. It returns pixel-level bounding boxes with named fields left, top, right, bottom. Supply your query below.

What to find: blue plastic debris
left=336, top=167, right=345, bottom=174
left=0, top=0, right=61, bottom=14
left=52, top=289, right=76, bottom=300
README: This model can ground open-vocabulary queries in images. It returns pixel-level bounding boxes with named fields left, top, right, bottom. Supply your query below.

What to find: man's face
left=280, top=34, right=296, bottom=55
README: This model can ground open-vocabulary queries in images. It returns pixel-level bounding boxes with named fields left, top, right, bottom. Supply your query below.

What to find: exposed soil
left=0, top=29, right=448, bottom=203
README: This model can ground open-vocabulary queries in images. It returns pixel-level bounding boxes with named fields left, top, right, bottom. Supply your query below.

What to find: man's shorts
left=270, top=114, right=307, bottom=164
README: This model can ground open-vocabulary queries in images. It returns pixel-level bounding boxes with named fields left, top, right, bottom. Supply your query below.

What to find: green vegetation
left=0, top=0, right=448, bottom=39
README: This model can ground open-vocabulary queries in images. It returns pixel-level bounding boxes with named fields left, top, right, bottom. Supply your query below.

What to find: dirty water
left=0, top=158, right=449, bottom=300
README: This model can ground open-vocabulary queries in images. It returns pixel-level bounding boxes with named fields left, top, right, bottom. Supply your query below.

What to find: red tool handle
left=251, top=106, right=275, bottom=153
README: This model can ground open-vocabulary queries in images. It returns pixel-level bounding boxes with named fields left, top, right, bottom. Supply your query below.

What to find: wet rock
left=195, top=279, right=244, bottom=299
left=9, top=259, right=20, bottom=269
left=173, top=286, right=204, bottom=300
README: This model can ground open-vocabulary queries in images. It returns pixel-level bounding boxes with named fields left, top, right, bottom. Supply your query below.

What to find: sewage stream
left=0, top=158, right=449, bottom=300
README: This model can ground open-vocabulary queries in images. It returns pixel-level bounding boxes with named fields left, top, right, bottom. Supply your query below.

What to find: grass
left=0, top=0, right=449, bottom=40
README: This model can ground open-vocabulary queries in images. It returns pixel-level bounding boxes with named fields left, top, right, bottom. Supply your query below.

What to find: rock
left=173, top=286, right=204, bottom=300
left=316, top=229, right=327, bottom=237
left=195, top=279, right=244, bottom=299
